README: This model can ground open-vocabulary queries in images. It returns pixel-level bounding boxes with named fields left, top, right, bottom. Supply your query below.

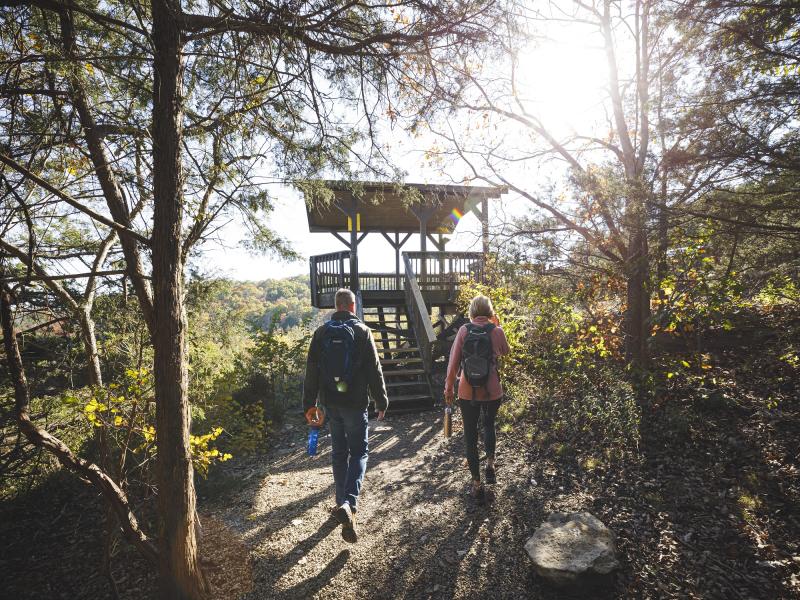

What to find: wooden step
left=367, top=325, right=410, bottom=333
left=380, top=357, right=423, bottom=366
left=382, top=368, right=425, bottom=377
left=386, top=380, right=427, bottom=389
left=376, top=347, right=419, bottom=354
left=388, top=393, right=432, bottom=402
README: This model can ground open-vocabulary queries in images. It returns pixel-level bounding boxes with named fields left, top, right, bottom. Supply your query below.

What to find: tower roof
left=302, top=181, right=505, bottom=234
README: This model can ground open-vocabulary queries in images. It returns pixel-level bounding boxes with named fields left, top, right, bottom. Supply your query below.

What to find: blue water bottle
left=307, top=426, right=320, bottom=456
left=305, top=406, right=325, bottom=456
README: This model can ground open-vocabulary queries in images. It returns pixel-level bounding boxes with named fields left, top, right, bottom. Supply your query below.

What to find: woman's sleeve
left=445, top=326, right=465, bottom=394
left=495, top=326, right=510, bottom=357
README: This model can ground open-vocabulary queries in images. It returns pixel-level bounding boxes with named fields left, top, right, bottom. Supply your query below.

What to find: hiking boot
left=335, top=502, right=351, bottom=525
left=468, top=482, right=485, bottom=503
left=485, top=464, right=496, bottom=485
left=336, top=503, right=358, bottom=543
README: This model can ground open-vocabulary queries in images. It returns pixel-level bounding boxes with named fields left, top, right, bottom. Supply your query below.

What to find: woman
left=444, top=294, right=510, bottom=501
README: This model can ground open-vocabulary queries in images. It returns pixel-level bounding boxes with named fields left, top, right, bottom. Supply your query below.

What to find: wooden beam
left=331, top=231, right=351, bottom=248
left=426, top=233, right=449, bottom=251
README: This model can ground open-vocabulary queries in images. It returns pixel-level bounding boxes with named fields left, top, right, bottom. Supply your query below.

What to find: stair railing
left=402, top=252, right=437, bottom=372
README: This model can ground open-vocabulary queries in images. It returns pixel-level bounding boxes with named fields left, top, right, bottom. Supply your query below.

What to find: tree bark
left=0, top=276, right=157, bottom=566
left=151, top=0, right=209, bottom=597
left=624, top=204, right=650, bottom=370
left=58, top=8, right=155, bottom=335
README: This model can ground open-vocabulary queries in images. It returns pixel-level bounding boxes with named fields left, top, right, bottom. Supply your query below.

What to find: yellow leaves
left=85, top=63, right=94, bottom=75
left=28, top=32, right=43, bottom=52
left=114, top=415, right=124, bottom=427
left=190, top=426, right=231, bottom=477
left=142, top=425, right=156, bottom=443
left=84, top=398, right=106, bottom=414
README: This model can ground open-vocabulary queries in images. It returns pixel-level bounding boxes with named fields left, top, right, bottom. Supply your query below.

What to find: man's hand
left=376, top=410, right=385, bottom=421
left=444, top=390, right=455, bottom=406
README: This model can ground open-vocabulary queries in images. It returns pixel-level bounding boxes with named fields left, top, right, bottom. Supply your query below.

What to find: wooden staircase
left=361, top=306, right=435, bottom=414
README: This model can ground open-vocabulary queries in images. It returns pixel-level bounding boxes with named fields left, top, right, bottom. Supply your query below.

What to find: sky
left=193, top=8, right=618, bottom=282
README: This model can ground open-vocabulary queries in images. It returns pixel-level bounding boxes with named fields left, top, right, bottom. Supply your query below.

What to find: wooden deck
left=309, top=251, right=483, bottom=309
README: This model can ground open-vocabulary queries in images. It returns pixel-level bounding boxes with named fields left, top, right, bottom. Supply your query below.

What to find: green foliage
left=653, top=226, right=746, bottom=340
left=454, top=256, right=640, bottom=454
left=0, top=391, right=91, bottom=500
left=77, top=368, right=232, bottom=480
left=232, top=314, right=311, bottom=426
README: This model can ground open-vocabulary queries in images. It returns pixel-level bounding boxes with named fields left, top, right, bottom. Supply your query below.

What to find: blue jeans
left=326, top=405, right=369, bottom=511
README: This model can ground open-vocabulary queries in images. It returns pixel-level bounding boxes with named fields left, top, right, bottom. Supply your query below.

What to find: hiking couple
left=302, top=288, right=509, bottom=542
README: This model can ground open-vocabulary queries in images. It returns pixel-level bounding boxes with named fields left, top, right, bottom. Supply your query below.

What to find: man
left=303, top=288, right=388, bottom=543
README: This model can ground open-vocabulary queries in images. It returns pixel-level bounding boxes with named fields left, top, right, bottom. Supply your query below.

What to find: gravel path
left=202, top=412, right=551, bottom=600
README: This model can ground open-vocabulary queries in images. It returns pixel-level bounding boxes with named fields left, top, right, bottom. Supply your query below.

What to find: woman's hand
left=444, top=390, right=455, bottom=406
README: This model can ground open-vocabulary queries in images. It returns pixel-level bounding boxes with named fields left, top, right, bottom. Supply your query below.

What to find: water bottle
left=307, top=426, right=320, bottom=456
left=443, top=406, right=452, bottom=438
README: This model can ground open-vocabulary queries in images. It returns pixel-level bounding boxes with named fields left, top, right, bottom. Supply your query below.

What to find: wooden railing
left=309, top=250, right=350, bottom=306
left=359, top=273, right=403, bottom=292
left=402, top=253, right=437, bottom=372
left=404, top=251, right=484, bottom=293
left=310, top=250, right=484, bottom=311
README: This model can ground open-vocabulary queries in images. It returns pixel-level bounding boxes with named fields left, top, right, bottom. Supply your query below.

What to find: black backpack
left=460, top=323, right=496, bottom=391
left=319, top=318, right=359, bottom=397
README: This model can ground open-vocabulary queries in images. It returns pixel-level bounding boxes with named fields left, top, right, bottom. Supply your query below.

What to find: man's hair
left=335, top=288, right=356, bottom=310
left=468, top=294, right=495, bottom=319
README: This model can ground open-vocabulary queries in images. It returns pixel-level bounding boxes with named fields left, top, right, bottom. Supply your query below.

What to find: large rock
left=524, top=511, right=619, bottom=586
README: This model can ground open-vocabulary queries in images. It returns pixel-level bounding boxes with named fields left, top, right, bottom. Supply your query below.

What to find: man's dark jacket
left=303, top=311, right=389, bottom=412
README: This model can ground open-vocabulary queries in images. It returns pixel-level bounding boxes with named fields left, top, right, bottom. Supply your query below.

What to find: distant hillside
left=212, top=275, right=321, bottom=331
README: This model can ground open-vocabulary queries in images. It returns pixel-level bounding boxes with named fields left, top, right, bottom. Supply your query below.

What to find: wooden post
left=382, top=231, right=413, bottom=290
left=481, top=197, right=489, bottom=256
left=395, top=232, right=400, bottom=283
left=350, top=198, right=359, bottom=293
left=411, top=201, right=435, bottom=286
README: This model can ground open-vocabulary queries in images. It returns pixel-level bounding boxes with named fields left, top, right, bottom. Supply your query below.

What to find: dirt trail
left=202, top=412, right=549, bottom=600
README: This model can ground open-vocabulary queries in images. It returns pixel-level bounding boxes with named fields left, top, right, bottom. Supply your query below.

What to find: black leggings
left=458, top=399, right=501, bottom=482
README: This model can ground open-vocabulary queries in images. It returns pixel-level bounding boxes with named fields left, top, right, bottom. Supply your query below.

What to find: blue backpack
left=319, top=318, right=359, bottom=397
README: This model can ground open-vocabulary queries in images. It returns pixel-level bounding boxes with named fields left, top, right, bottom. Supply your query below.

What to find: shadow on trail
left=627, top=394, right=800, bottom=600
left=278, top=549, right=351, bottom=598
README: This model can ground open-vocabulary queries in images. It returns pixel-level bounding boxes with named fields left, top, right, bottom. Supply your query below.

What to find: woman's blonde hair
left=468, top=294, right=495, bottom=319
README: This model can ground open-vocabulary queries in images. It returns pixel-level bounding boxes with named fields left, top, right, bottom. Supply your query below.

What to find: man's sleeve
left=302, top=328, right=321, bottom=411
left=364, top=328, right=389, bottom=412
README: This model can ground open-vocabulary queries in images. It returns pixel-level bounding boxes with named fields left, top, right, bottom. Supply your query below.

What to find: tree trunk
left=151, top=0, right=209, bottom=598
left=58, top=8, right=154, bottom=333
left=624, top=225, right=649, bottom=371
left=0, top=277, right=157, bottom=566
left=78, top=306, right=103, bottom=386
